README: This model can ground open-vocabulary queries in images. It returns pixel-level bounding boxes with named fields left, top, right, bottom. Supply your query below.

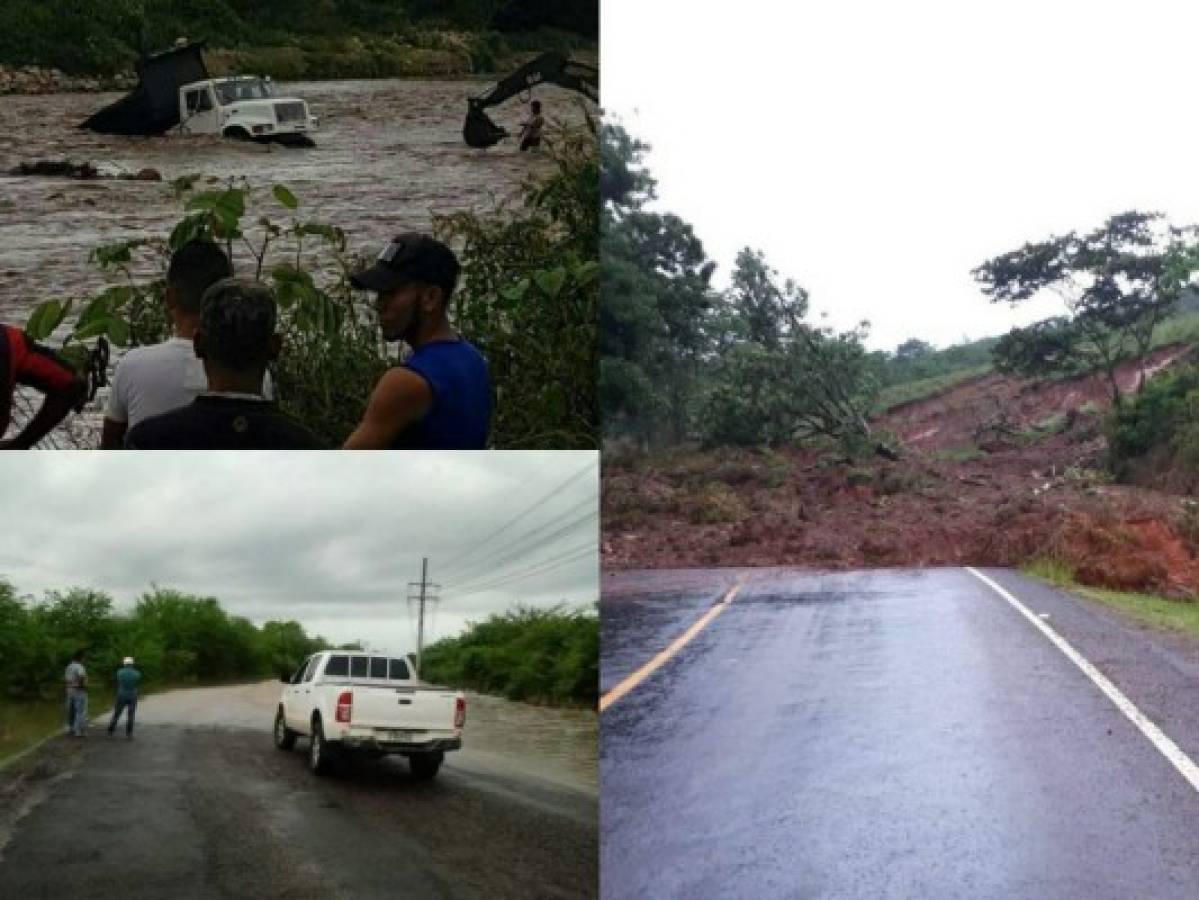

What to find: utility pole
left=407, top=557, right=440, bottom=680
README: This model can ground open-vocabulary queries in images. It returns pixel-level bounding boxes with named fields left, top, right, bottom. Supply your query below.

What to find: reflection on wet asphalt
left=601, top=567, right=1199, bottom=899
left=0, top=680, right=597, bottom=899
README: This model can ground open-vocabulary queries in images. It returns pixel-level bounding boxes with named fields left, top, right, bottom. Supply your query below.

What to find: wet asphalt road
left=601, top=567, right=1199, bottom=899
left=0, top=685, right=596, bottom=899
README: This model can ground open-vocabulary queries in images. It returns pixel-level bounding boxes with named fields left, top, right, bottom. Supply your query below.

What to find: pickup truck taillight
left=454, top=696, right=466, bottom=728
left=335, top=690, right=353, bottom=723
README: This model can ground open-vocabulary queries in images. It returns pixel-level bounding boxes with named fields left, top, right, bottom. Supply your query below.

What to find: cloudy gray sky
left=603, top=0, right=1199, bottom=350
left=0, top=452, right=597, bottom=652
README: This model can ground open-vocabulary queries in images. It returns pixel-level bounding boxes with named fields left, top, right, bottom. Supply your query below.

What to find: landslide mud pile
left=603, top=347, right=1199, bottom=598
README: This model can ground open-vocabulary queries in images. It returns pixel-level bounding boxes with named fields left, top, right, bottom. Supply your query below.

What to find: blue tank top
left=396, top=339, right=492, bottom=449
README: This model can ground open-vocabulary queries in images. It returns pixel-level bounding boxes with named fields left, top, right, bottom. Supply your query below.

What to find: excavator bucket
left=464, top=103, right=508, bottom=149
left=81, top=43, right=209, bottom=136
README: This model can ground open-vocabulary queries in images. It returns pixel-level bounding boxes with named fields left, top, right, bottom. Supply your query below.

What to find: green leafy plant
left=26, top=131, right=599, bottom=448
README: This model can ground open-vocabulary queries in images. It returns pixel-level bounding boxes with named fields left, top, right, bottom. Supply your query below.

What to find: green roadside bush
left=420, top=604, right=598, bottom=706
left=1108, top=364, right=1199, bottom=479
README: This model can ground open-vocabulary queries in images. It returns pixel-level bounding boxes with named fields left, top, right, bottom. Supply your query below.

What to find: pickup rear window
left=322, top=655, right=411, bottom=681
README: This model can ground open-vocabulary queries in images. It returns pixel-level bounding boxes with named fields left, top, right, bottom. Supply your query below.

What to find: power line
left=443, top=540, right=596, bottom=598
left=436, top=457, right=597, bottom=575
left=439, top=504, right=598, bottom=588
left=445, top=546, right=595, bottom=599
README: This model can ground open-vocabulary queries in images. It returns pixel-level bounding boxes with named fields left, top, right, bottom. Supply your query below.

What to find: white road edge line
left=966, top=566, right=1199, bottom=793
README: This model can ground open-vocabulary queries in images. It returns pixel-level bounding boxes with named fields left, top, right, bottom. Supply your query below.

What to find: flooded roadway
left=601, top=567, right=1199, bottom=898
left=0, top=680, right=597, bottom=899
left=0, top=77, right=587, bottom=322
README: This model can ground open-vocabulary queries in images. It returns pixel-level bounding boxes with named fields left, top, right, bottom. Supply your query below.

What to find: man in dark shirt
left=519, top=99, right=545, bottom=152
left=344, top=234, right=492, bottom=449
left=125, top=278, right=323, bottom=449
left=1, top=324, right=85, bottom=449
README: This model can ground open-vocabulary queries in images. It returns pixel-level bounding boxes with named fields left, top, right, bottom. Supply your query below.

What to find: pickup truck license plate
left=384, top=730, right=415, bottom=741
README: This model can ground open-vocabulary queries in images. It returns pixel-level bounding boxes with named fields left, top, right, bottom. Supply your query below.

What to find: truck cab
left=178, top=76, right=318, bottom=145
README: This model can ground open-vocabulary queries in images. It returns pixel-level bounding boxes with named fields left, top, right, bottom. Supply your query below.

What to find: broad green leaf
left=106, top=317, right=130, bottom=347
left=272, top=185, right=299, bottom=210
left=533, top=267, right=568, bottom=299
left=25, top=299, right=64, bottom=341
left=73, top=318, right=112, bottom=341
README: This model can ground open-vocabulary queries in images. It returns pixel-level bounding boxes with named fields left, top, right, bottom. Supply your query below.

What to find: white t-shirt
left=106, top=337, right=273, bottom=428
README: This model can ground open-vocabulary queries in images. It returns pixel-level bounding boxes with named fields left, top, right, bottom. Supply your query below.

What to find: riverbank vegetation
left=0, top=0, right=596, bottom=78
left=421, top=605, right=598, bottom=706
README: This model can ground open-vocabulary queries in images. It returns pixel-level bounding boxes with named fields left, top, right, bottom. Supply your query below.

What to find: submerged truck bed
left=81, top=43, right=208, bottom=136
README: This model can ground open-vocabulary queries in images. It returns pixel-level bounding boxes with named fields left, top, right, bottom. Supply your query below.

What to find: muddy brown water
left=0, top=77, right=585, bottom=322
left=0, top=78, right=590, bottom=445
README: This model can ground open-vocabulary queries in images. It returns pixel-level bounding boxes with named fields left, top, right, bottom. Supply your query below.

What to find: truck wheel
left=273, top=707, right=297, bottom=750
left=309, top=718, right=336, bottom=775
left=223, top=126, right=251, bottom=141
left=408, top=751, right=443, bottom=781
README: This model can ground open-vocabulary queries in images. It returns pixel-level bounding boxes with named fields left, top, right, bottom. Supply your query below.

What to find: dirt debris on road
left=603, top=348, right=1199, bottom=598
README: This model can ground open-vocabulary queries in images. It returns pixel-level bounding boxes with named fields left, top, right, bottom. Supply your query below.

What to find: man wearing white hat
left=108, top=656, right=142, bottom=738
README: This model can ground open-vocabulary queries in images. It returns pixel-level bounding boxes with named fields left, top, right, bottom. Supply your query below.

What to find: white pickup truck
left=178, top=75, right=318, bottom=145
left=274, top=650, right=465, bottom=777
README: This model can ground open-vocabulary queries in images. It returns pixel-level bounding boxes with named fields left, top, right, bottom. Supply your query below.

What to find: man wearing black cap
left=345, top=234, right=492, bottom=449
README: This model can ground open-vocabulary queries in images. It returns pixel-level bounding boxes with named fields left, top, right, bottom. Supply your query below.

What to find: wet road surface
left=601, top=567, right=1199, bottom=899
left=0, top=681, right=596, bottom=899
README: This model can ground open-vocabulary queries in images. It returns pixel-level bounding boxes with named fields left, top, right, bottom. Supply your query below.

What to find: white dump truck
left=274, top=650, right=466, bottom=777
left=81, top=42, right=317, bottom=147
left=178, top=75, right=318, bottom=145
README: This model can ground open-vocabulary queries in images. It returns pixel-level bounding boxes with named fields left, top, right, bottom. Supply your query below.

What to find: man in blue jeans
left=108, top=656, right=142, bottom=738
left=64, top=650, right=88, bottom=737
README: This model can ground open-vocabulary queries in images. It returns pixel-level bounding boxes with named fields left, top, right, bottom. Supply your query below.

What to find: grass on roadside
left=1023, top=559, right=1199, bottom=637
left=0, top=688, right=115, bottom=766
left=876, top=365, right=992, bottom=413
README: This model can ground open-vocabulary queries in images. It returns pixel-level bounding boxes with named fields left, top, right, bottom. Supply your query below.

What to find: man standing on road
left=125, top=278, right=322, bottom=449
left=64, top=651, right=88, bottom=738
left=102, top=240, right=246, bottom=448
left=1, top=324, right=85, bottom=449
left=344, top=234, right=492, bottom=449
left=108, top=656, right=141, bottom=739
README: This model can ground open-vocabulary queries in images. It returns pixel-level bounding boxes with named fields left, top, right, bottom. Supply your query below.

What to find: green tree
left=701, top=249, right=877, bottom=450
left=600, top=123, right=717, bottom=444
left=973, top=211, right=1193, bottom=407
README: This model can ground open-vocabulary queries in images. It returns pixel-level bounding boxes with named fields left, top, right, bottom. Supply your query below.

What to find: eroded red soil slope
left=603, top=347, right=1199, bottom=597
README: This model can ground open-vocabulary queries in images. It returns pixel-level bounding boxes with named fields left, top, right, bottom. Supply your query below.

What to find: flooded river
left=0, top=77, right=586, bottom=321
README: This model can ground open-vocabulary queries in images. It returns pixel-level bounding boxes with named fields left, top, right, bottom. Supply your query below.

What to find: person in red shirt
left=0, top=325, right=85, bottom=449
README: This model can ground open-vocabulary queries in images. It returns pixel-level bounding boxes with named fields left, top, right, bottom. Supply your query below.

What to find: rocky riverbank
left=0, top=65, right=136, bottom=95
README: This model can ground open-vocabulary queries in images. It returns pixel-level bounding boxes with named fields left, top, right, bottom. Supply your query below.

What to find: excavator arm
left=464, top=51, right=598, bottom=149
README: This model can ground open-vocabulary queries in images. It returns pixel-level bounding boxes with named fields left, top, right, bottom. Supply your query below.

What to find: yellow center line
left=599, top=578, right=746, bottom=713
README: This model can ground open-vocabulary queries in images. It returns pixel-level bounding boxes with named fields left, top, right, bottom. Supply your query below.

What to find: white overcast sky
left=602, top=0, right=1199, bottom=350
left=0, top=452, right=597, bottom=653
